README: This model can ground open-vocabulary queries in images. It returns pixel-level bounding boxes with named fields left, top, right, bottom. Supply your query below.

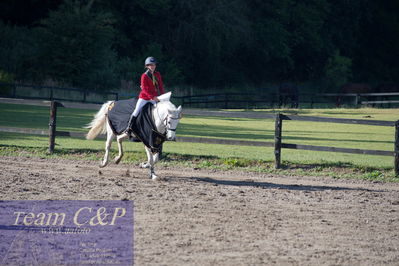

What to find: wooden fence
left=0, top=83, right=119, bottom=104
left=174, top=93, right=278, bottom=109
left=0, top=99, right=398, bottom=176
left=181, top=109, right=398, bottom=175
left=1, top=83, right=398, bottom=108
left=174, top=92, right=399, bottom=109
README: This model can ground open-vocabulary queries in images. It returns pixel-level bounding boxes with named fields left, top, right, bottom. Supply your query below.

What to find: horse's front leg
left=140, top=153, right=160, bottom=168
left=114, top=133, right=128, bottom=164
left=139, top=146, right=151, bottom=169
left=100, top=129, right=114, bottom=168
left=142, top=146, right=159, bottom=180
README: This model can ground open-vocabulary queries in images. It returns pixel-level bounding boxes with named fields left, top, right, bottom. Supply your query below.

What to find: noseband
left=156, top=106, right=181, bottom=134
left=164, top=115, right=180, bottom=132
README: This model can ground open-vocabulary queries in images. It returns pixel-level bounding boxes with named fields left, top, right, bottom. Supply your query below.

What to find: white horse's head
left=154, top=92, right=182, bottom=141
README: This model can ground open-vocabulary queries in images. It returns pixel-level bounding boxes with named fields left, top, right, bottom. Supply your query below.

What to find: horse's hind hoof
left=114, top=157, right=122, bottom=164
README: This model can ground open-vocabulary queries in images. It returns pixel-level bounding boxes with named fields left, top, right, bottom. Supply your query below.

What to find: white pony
left=86, top=92, right=182, bottom=180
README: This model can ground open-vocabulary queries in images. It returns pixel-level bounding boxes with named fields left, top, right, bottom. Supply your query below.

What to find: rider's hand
left=153, top=96, right=159, bottom=102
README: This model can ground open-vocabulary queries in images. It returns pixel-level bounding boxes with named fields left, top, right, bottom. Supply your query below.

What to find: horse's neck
left=152, top=104, right=166, bottom=133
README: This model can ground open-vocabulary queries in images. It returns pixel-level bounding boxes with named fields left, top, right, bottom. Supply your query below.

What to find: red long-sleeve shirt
left=139, top=71, right=165, bottom=100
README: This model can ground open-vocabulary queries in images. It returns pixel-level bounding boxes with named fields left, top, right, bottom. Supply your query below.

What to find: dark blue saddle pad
left=107, top=99, right=137, bottom=135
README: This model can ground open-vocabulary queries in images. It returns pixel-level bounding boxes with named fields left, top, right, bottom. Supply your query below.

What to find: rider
left=127, top=56, right=165, bottom=134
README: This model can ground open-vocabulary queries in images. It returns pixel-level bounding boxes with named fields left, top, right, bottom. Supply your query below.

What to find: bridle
left=164, top=115, right=180, bottom=132
left=156, top=106, right=181, bottom=134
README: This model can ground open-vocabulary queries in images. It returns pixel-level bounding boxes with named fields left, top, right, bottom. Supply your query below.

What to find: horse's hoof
left=151, top=175, right=160, bottom=181
left=114, top=157, right=122, bottom=164
left=140, top=162, right=150, bottom=168
left=99, top=163, right=107, bottom=168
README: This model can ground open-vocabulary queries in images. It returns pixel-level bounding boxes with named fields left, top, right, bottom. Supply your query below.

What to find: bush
left=0, top=70, right=14, bottom=95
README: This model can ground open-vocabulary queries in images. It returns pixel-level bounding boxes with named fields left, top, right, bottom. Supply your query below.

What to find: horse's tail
left=85, top=101, right=113, bottom=140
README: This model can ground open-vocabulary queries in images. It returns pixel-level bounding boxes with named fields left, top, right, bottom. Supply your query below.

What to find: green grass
left=1, top=102, right=398, bottom=181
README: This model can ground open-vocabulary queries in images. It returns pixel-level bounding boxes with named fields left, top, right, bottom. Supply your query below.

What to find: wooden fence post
left=49, top=87, right=53, bottom=100
left=274, top=113, right=283, bottom=169
left=48, top=101, right=58, bottom=154
left=395, top=120, right=399, bottom=177
left=354, top=94, right=359, bottom=106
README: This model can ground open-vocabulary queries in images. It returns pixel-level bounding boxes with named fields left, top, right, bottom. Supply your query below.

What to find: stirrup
left=129, top=134, right=141, bottom=142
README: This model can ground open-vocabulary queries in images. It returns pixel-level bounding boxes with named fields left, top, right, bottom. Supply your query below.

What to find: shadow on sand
left=185, top=176, right=380, bottom=192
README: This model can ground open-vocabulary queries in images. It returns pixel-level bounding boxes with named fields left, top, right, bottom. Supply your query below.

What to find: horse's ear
left=158, top=91, right=172, bottom=102
left=177, top=105, right=182, bottom=112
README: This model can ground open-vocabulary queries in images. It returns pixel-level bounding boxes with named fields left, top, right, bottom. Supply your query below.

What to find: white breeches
left=132, top=98, right=156, bottom=117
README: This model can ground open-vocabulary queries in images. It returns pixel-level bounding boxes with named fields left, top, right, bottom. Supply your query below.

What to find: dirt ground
left=1, top=155, right=399, bottom=266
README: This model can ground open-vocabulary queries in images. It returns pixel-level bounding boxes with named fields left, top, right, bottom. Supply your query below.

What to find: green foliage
left=0, top=70, right=14, bottom=95
left=287, top=0, right=330, bottom=80
left=0, top=22, right=38, bottom=80
left=324, top=50, right=352, bottom=91
left=354, top=0, right=399, bottom=82
left=0, top=0, right=399, bottom=90
left=223, top=158, right=253, bottom=168
left=131, top=43, right=184, bottom=86
left=0, top=70, right=14, bottom=83
left=363, top=170, right=384, bottom=180
left=36, top=0, right=119, bottom=90
left=136, top=0, right=172, bottom=16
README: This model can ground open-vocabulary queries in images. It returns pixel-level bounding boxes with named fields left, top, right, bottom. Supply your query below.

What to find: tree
left=36, top=0, right=118, bottom=90
left=324, top=50, right=352, bottom=91
left=165, top=0, right=252, bottom=86
left=0, top=22, right=39, bottom=81
left=0, top=0, right=62, bottom=26
left=243, top=0, right=294, bottom=83
left=354, top=0, right=399, bottom=83
left=1, top=0, right=398, bottom=91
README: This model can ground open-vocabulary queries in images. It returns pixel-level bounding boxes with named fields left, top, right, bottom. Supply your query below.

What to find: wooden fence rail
left=274, top=114, right=397, bottom=168
left=0, top=99, right=397, bottom=176
left=0, top=83, right=119, bottom=104
left=174, top=92, right=399, bottom=109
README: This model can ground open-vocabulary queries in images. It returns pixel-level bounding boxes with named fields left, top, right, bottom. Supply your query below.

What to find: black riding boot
left=125, top=116, right=141, bottom=142
left=125, top=115, right=135, bottom=134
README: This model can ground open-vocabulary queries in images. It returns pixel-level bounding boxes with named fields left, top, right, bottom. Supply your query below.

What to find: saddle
left=107, top=99, right=166, bottom=153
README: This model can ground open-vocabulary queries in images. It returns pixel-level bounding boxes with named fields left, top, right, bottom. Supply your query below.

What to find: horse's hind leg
left=100, top=129, right=114, bottom=168
left=114, top=133, right=128, bottom=164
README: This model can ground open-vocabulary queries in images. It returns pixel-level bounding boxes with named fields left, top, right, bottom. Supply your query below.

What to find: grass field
left=0, top=102, right=398, bottom=181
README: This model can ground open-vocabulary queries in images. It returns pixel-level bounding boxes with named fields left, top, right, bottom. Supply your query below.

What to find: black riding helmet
left=145, top=57, right=157, bottom=66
